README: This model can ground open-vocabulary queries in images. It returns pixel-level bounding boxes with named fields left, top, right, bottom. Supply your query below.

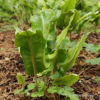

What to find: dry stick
left=27, top=96, right=31, bottom=100
left=77, top=58, right=80, bottom=66
left=79, top=65, right=91, bottom=75
left=53, top=94, right=56, bottom=100
left=53, top=50, right=59, bottom=73
left=68, top=31, right=72, bottom=41
left=65, top=97, right=70, bottom=100
left=21, top=0, right=26, bottom=30
left=94, top=24, right=97, bottom=33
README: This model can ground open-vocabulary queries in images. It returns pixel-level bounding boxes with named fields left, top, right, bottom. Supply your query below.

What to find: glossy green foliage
left=31, top=79, right=46, bottom=97
left=85, top=43, right=100, bottom=65
left=16, top=73, right=25, bottom=85
left=14, top=1, right=90, bottom=100
left=91, top=11, right=100, bottom=26
left=15, top=15, right=88, bottom=99
left=85, top=58, right=100, bottom=65
left=76, top=0, right=99, bottom=12
left=0, top=0, right=37, bottom=24
left=53, top=74, right=79, bottom=86
left=85, top=43, right=100, bottom=53
left=30, top=9, right=56, bottom=41
left=75, top=12, right=93, bottom=33
left=95, top=76, right=100, bottom=83
left=27, top=83, right=36, bottom=91
left=56, top=14, right=75, bottom=49
left=62, top=0, right=76, bottom=12
left=48, top=86, right=79, bottom=100
left=60, top=33, right=89, bottom=72
left=15, top=79, right=46, bottom=97
left=14, top=88, right=24, bottom=95
left=71, top=10, right=81, bottom=30
left=76, top=0, right=100, bottom=31
left=57, top=0, right=77, bottom=28
left=97, top=46, right=100, bottom=52
left=15, top=30, right=46, bottom=75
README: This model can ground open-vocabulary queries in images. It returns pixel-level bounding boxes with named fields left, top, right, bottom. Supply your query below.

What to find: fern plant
left=14, top=7, right=89, bottom=100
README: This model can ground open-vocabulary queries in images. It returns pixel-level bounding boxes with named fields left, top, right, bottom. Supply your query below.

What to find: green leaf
left=15, top=30, right=46, bottom=75
left=48, top=86, right=79, bottom=100
left=37, top=66, right=53, bottom=76
left=58, top=86, right=79, bottom=100
left=46, top=0, right=55, bottom=8
left=21, top=89, right=30, bottom=96
left=85, top=58, right=100, bottom=65
left=61, top=33, right=89, bottom=72
left=31, top=91, right=44, bottom=97
left=37, top=0, right=46, bottom=8
left=85, top=43, right=100, bottom=53
left=56, top=14, right=75, bottom=49
left=95, top=76, right=100, bottom=83
left=97, top=46, right=100, bottom=52
left=71, top=10, right=81, bottom=30
left=31, top=79, right=46, bottom=97
left=97, top=28, right=100, bottom=33
left=57, top=0, right=77, bottom=28
left=30, top=15, right=42, bottom=32
left=31, top=9, right=55, bottom=40
left=53, top=74, right=79, bottom=86
left=67, top=41, right=77, bottom=48
left=57, top=49, right=67, bottom=64
left=59, top=86, right=74, bottom=93
left=16, top=73, right=25, bottom=85
left=59, top=37, right=70, bottom=50
left=50, top=71, right=61, bottom=80
left=76, top=12, right=93, bottom=33
left=27, top=83, right=36, bottom=90
left=62, top=0, right=76, bottom=12
left=48, top=86, right=61, bottom=94
left=37, top=79, right=46, bottom=92
left=14, top=88, right=24, bottom=95
left=50, top=14, right=75, bottom=70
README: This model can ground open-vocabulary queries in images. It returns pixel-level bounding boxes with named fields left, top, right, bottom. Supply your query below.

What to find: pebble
left=94, top=95, right=99, bottom=100
left=19, top=58, right=23, bottom=63
left=90, top=80, right=97, bottom=84
left=84, top=76, right=91, bottom=80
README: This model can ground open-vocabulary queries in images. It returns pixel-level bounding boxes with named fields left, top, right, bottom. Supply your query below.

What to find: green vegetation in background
left=0, top=0, right=100, bottom=31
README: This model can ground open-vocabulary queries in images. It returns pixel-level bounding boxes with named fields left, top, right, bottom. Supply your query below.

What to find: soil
left=0, top=23, right=100, bottom=100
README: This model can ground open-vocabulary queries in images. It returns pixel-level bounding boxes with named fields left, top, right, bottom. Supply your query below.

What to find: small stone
left=84, top=76, right=91, bottom=80
left=79, top=80, right=82, bottom=83
left=19, top=58, right=23, bottom=63
left=1, top=39, right=4, bottom=42
left=5, top=57, right=9, bottom=61
left=0, top=60, right=3, bottom=64
left=83, top=46, right=86, bottom=49
left=0, top=55, right=3, bottom=59
left=91, top=80, right=97, bottom=84
left=94, top=95, right=99, bottom=100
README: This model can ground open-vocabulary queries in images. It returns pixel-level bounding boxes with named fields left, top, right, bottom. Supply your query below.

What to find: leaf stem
left=53, top=50, right=58, bottom=72
left=26, top=32, right=37, bottom=82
